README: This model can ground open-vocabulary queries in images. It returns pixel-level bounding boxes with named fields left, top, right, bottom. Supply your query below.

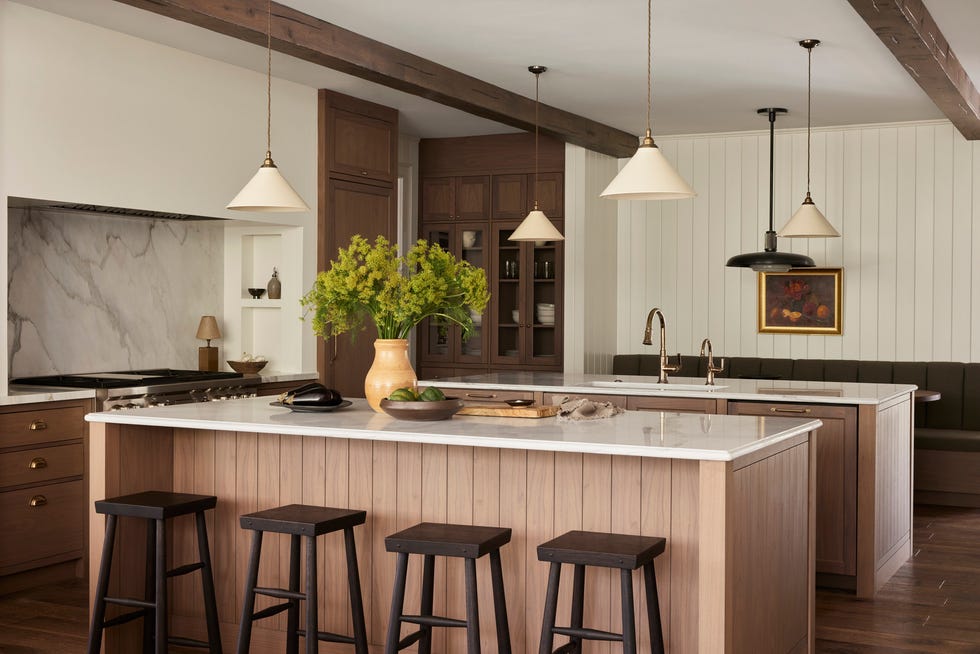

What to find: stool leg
left=419, top=555, right=435, bottom=654
left=154, top=518, right=168, bottom=654
left=569, top=564, right=586, bottom=654
left=195, top=511, right=223, bottom=653
left=344, top=527, right=369, bottom=654
left=86, top=514, right=117, bottom=654
left=384, top=552, right=409, bottom=654
left=620, top=569, right=636, bottom=654
left=643, top=562, right=665, bottom=654
left=464, top=557, right=481, bottom=654
left=305, top=535, right=318, bottom=654
left=537, top=562, right=561, bottom=654
left=489, top=550, right=511, bottom=654
left=143, top=518, right=156, bottom=654
left=286, top=534, right=301, bottom=654
left=236, top=530, right=263, bottom=654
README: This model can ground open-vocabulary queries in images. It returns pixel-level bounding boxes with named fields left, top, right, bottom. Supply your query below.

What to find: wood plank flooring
left=1, top=504, right=977, bottom=653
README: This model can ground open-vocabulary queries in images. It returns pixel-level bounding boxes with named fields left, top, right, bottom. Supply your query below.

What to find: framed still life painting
left=758, top=268, right=842, bottom=334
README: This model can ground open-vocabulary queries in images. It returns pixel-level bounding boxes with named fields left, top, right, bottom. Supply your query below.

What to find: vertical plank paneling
left=582, top=454, right=613, bottom=654
left=823, top=129, right=845, bottom=360
left=472, top=447, right=500, bottom=652
left=348, top=440, right=374, bottom=645
left=877, top=128, right=899, bottom=361
left=895, top=126, right=918, bottom=360
left=671, top=460, right=700, bottom=654
left=552, top=452, right=583, bottom=634
left=235, top=432, right=258, bottom=620
left=724, top=137, right=743, bottom=356
left=708, top=139, right=727, bottom=355
left=913, top=125, right=936, bottom=360
left=255, top=433, right=281, bottom=626
left=172, top=429, right=196, bottom=617
left=788, top=131, right=809, bottom=361
left=370, top=441, right=398, bottom=641
left=277, top=435, right=303, bottom=630
left=641, top=458, right=672, bottom=651
left=420, top=443, right=448, bottom=652
left=840, top=129, right=863, bottom=360
left=524, top=450, right=554, bottom=654
left=806, top=131, right=830, bottom=359
left=300, top=436, right=328, bottom=630
left=213, top=431, right=238, bottom=623
left=610, top=456, right=642, bottom=647
left=691, top=138, right=712, bottom=350
left=951, top=135, right=973, bottom=358
left=973, top=141, right=980, bottom=361
left=932, top=124, right=954, bottom=361
left=739, top=135, right=760, bottom=358
left=395, top=442, right=423, bottom=626
left=675, top=141, right=696, bottom=355
left=323, top=437, right=350, bottom=636
left=859, top=129, right=880, bottom=360
left=446, top=445, right=474, bottom=652
left=499, top=448, right=527, bottom=652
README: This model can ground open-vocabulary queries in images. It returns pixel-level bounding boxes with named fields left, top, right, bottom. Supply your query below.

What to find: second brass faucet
left=642, top=307, right=682, bottom=383
left=699, top=338, right=725, bottom=386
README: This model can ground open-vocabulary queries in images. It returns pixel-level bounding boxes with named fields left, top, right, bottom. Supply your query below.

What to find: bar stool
left=87, top=490, right=222, bottom=654
left=537, top=530, right=666, bottom=654
left=237, top=504, right=368, bottom=654
left=384, top=522, right=512, bottom=654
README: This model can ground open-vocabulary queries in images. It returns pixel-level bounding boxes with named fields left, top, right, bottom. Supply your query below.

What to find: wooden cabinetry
left=728, top=401, right=858, bottom=577
left=0, top=400, right=88, bottom=590
left=627, top=396, right=720, bottom=413
left=318, top=90, right=398, bottom=398
left=417, top=133, right=565, bottom=380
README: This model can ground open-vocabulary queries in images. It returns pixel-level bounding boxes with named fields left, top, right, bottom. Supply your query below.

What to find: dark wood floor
left=1, top=504, right=977, bottom=653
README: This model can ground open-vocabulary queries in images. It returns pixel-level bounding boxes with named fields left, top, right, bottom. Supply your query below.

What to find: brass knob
left=29, top=495, right=47, bottom=507
left=29, top=419, right=48, bottom=431
left=361, top=170, right=368, bottom=175
left=28, top=457, right=48, bottom=469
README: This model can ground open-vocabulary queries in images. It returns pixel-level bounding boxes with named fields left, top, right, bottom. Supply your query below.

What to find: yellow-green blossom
left=302, top=235, right=489, bottom=341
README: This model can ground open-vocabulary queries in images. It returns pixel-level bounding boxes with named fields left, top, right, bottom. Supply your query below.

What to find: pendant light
left=778, top=39, right=839, bottom=238
left=227, top=0, right=309, bottom=213
left=510, top=66, right=565, bottom=242
left=600, top=0, right=694, bottom=201
left=726, top=108, right=816, bottom=272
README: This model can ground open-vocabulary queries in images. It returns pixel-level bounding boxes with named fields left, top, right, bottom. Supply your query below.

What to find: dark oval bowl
left=247, top=287, right=266, bottom=299
left=505, top=399, right=535, bottom=407
left=379, top=398, right=463, bottom=421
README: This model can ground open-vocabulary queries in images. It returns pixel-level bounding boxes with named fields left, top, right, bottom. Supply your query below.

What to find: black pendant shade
left=726, top=108, right=815, bottom=272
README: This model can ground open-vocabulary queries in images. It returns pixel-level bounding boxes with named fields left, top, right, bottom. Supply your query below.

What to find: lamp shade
left=600, top=142, right=696, bottom=201
left=725, top=250, right=815, bottom=272
left=509, top=210, right=565, bottom=242
left=227, top=161, right=309, bottom=213
left=196, top=315, right=222, bottom=341
left=778, top=195, right=840, bottom=237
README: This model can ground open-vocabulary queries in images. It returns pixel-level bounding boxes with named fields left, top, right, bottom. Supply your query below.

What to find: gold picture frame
left=758, top=268, right=842, bottom=334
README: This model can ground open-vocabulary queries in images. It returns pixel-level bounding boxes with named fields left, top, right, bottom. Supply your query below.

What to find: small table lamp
left=196, top=315, right=222, bottom=372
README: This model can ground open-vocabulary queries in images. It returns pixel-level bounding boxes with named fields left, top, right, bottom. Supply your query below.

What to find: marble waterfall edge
left=7, top=207, right=223, bottom=376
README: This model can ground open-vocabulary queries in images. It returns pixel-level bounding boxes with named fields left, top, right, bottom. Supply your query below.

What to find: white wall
left=616, top=119, right=979, bottom=364
left=0, top=1, right=319, bottom=392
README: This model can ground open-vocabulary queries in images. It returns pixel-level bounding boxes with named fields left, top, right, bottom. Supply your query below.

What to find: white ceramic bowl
left=511, top=309, right=520, bottom=323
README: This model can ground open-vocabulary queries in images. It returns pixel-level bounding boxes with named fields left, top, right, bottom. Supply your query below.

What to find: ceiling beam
left=111, top=0, right=638, bottom=157
left=846, top=0, right=980, bottom=140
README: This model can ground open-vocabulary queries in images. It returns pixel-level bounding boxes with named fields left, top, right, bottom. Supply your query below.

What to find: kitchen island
left=87, top=397, right=820, bottom=654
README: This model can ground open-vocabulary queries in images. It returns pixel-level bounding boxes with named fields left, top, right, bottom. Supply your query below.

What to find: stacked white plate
left=536, top=303, right=555, bottom=325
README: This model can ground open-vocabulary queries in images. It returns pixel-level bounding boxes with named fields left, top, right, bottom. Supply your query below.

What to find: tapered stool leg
left=194, top=511, right=223, bottom=653
left=620, top=569, right=636, bottom=654
left=344, top=527, right=369, bottom=654
left=418, top=555, right=435, bottom=654
left=87, top=515, right=117, bottom=654
left=644, top=562, right=665, bottom=654
left=463, top=557, right=481, bottom=654
left=385, top=552, right=409, bottom=654
left=538, top=562, right=561, bottom=654
left=489, top=550, right=511, bottom=654
left=143, top=519, right=156, bottom=654
left=154, top=519, right=168, bottom=654
left=236, top=530, right=263, bottom=654
left=305, top=535, right=318, bottom=654
left=286, top=535, right=301, bottom=654
left=569, top=564, right=586, bottom=654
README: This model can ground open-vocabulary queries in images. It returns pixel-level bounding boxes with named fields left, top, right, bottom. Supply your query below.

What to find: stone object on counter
left=556, top=397, right=624, bottom=422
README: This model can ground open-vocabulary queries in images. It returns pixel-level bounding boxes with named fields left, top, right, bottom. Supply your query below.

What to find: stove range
left=12, top=368, right=261, bottom=410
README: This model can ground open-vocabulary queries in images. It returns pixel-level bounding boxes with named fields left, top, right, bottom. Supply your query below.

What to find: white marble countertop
left=426, top=372, right=915, bottom=406
left=250, top=370, right=319, bottom=384
left=86, top=395, right=821, bottom=462
left=2, top=386, right=96, bottom=406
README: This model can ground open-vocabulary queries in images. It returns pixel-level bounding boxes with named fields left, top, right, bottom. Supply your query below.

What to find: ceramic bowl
left=379, top=398, right=463, bottom=421
left=227, top=360, right=268, bottom=374
left=511, top=310, right=520, bottom=323
left=248, top=288, right=266, bottom=299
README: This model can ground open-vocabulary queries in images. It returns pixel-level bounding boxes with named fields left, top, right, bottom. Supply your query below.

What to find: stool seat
left=95, top=490, right=217, bottom=520
left=385, top=522, right=512, bottom=559
left=537, top=530, right=666, bottom=570
left=240, top=504, right=366, bottom=536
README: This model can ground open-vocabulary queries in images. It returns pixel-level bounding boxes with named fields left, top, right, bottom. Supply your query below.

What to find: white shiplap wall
left=615, top=119, right=980, bottom=364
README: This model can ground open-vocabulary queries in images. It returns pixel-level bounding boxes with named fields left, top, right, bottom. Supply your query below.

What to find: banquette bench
left=613, top=355, right=980, bottom=507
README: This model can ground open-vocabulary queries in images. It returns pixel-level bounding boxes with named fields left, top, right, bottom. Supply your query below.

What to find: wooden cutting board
left=457, top=405, right=559, bottom=419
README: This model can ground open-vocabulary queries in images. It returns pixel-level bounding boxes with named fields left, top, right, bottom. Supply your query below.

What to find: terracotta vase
left=364, top=339, right=417, bottom=412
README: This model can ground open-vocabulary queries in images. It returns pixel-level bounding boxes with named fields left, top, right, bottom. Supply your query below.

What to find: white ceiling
left=15, top=0, right=979, bottom=139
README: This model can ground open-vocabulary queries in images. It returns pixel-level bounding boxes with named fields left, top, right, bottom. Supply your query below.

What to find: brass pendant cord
left=265, top=0, right=272, bottom=161
left=534, top=69, right=540, bottom=210
left=805, top=44, right=811, bottom=195
left=646, top=0, right=652, bottom=138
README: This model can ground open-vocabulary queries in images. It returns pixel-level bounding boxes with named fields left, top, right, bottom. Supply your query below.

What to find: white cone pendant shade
left=228, top=157, right=309, bottom=212
left=778, top=193, right=839, bottom=237
left=511, top=209, right=565, bottom=242
left=600, top=137, right=696, bottom=201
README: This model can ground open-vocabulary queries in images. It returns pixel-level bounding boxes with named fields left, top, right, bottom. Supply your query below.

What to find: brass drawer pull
left=769, top=407, right=811, bottom=415
left=28, top=457, right=48, bottom=469
left=29, top=419, right=48, bottom=431
left=29, top=495, right=47, bottom=508
left=465, top=393, right=497, bottom=399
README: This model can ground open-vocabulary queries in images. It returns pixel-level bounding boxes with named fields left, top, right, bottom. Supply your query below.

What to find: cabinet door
left=490, top=223, right=524, bottom=365
left=421, top=177, right=454, bottom=222
left=530, top=172, right=563, bottom=218
left=455, top=223, right=488, bottom=364
left=492, top=174, right=527, bottom=220
left=456, top=176, right=490, bottom=221
left=323, top=91, right=397, bottom=184
left=728, top=401, right=858, bottom=575
left=627, top=396, right=719, bottom=413
left=526, top=235, right=562, bottom=366
left=417, top=225, right=455, bottom=364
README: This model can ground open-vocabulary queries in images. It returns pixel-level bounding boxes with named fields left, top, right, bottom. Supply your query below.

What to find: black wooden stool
left=237, top=504, right=368, bottom=654
left=537, top=530, right=666, bottom=654
left=87, top=491, right=222, bottom=654
left=384, top=522, right=512, bottom=654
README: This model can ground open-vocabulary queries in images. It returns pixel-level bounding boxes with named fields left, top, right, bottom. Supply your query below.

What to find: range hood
left=8, top=196, right=225, bottom=221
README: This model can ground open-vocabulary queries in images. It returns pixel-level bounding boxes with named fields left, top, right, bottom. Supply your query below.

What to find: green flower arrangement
left=302, top=235, right=490, bottom=341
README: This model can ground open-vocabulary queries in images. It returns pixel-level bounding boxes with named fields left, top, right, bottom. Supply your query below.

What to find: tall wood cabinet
left=417, top=133, right=565, bottom=380
left=318, top=90, right=398, bottom=398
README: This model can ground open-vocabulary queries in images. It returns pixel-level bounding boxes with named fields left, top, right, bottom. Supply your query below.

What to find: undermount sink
left=584, top=381, right=727, bottom=392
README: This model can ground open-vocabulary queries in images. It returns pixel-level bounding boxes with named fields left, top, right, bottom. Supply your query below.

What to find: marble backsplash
left=8, top=206, right=224, bottom=376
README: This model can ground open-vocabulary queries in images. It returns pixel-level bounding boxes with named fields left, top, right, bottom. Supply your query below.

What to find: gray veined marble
left=7, top=206, right=223, bottom=376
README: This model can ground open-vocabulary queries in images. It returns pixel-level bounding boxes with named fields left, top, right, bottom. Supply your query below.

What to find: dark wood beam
left=110, top=0, right=638, bottom=157
left=846, top=0, right=980, bottom=140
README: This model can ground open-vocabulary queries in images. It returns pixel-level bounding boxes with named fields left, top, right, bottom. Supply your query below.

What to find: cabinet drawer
left=0, top=406, right=86, bottom=449
left=627, top=396, right=719, bottom=414
left=0, top=443, right=84, bottom=489
left=0, top=480, right=84, bottom=574
left=456, top=388, right=533, bottom=406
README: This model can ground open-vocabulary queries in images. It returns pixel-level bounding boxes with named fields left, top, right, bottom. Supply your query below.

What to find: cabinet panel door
left=420, top=177, right=454, bottom=222
left=455, top=223, right=489, bottom=364
left=321, top=179, right=396, bottom=398
left=456, top=176, right=490, bottom=221
left=327, top=107, right=396, bottom=183
left=492, top=174, right=527, bottom=220
left=728, top=401, right=858, bottom=575
left=627, top=396, right=718, bottom=413
left=531, top=172, right=564, bottom=218
left=527, top=236, right=562, bottom=366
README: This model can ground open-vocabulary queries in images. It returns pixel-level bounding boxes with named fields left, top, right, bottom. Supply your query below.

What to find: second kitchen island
left=87, top=397, right=820, bottom=653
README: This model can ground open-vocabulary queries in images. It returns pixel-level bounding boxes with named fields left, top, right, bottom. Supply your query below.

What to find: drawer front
left=0, top=443, right=84, bottom=489
left=627, top=396, right=719, bottom=414
left=0, top=406, right=86, bottom=449
left=0, top=480, right=85, bottom=572
left=456, top=388, right=533, bottom=406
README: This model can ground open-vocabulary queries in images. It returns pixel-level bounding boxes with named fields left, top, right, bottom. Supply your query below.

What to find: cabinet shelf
left=241, top=299, right=283, bottom=309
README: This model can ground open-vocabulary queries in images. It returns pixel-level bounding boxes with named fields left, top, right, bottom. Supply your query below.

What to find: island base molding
left=88, top=423, right=816, bottom=653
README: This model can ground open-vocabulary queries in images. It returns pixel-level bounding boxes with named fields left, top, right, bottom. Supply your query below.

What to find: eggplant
left=279, top=383, right=344, bottom=406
